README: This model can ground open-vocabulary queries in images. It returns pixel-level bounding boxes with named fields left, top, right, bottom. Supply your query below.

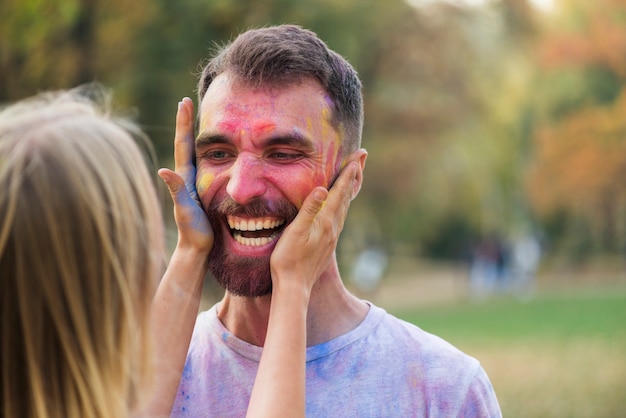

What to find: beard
left=206, top=195, right=299, bottom=297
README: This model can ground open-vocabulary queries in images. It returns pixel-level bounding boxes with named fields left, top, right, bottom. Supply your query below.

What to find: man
left=170, top=25, right=501, bottom=417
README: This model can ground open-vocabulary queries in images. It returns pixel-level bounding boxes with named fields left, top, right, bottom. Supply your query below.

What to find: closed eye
left=267, top=150, right=305, bottom=162
left=264, top=134, right=314, bottom=163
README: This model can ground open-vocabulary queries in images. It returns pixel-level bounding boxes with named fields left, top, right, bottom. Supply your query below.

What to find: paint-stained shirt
left=171, top=303, right=502, bottom=417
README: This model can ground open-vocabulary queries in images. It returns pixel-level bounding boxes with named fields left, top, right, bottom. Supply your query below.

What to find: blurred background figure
left=352, top=246, right=389, bottom=295
left=509, top=233, right=541, bottom=299
left=469, top=233, right=541, bottom=300
left=469, top=236, right=507, bottom=299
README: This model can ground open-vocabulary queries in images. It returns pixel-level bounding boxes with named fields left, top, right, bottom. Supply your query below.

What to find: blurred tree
left=355, top=2, right=502, bottom=259
left=528, top=92, right=626, bottom=252
left=362, top=0, right=542, bottom=260
left=0, top=0, right=153, bottom=103
left=526, top=0, right=626, bottom=258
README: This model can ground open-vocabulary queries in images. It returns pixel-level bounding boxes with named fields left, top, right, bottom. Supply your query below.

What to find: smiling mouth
left=227, top=215, right=286, bottom=246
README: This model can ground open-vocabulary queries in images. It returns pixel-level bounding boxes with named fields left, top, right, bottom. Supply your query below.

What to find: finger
left=294, top=187, right=329, bottom=229
left=174, top=97, right=195, bottom=173
left=158, top=168, right=198, bottom=209
left=322, top=162, right=358, bottom=224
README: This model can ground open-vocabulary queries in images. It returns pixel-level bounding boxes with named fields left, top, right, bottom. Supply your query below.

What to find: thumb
left=158, top=168, right=189, bottom=205
left=296, top=187, right=328, bottom=227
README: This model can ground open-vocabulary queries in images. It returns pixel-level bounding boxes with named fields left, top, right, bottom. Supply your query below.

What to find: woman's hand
left=270, top=162, right=358, bottom=293
left=158, top=97, right=213, bottom=254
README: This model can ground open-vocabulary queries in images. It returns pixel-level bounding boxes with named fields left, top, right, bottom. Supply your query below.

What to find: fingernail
left=312, top=188, right=326, bottom=201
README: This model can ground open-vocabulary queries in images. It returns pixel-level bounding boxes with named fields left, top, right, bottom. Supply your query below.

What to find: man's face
left=196, top=73, right=344, bottom=296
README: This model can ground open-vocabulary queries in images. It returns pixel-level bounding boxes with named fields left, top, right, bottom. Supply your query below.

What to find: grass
left=391, top=286, right=626, bottom=418
left=393, top=287, right=626, bottom=344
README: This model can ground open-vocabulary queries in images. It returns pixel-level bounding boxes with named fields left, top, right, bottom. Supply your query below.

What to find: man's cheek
left=321, top=141, right=342, bottom=189
left=197, top=172, right=215, bottom=196
left=286, top=177, right=321, bottom=209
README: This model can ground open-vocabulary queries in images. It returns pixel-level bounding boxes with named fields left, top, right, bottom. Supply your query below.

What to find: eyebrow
left=265, top=132, right=315, bottom=151
left=195, top=132, right=232, bottom=149
left=195, top=131, right=315, bottom=152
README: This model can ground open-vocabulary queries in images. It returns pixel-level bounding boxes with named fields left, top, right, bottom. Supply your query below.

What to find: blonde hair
left=0, top=87, right=164, bottom=417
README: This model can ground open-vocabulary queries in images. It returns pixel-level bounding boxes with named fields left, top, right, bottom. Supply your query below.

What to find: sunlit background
left=3, top=0, right=625, bottom=416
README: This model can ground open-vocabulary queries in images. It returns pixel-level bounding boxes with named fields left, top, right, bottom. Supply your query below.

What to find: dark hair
left=197, top=25, right=363, bottom=153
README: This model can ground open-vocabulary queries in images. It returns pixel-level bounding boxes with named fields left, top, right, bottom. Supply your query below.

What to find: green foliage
left=535, top=66, right=622, bottom=121
left=419, top=213, right=475, bottom=260
left=393, top=287, right=626, bottom=344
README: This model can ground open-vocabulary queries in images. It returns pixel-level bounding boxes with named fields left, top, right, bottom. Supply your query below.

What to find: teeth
left=227, top=216, right=285, bottom=232
left=233, top=232, right=278, bottom=246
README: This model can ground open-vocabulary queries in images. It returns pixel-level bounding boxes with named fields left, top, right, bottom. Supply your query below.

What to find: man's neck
left=216, top=263, right=369, bottom=347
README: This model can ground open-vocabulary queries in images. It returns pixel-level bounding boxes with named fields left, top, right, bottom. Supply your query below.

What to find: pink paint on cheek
left=277, top=170, right=321, bottom=208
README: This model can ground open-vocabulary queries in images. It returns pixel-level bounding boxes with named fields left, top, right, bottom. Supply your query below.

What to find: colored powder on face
left=197, top=173, right=215, bottom=195
left=252, top=122, right=276, bottom=136
left=319, top=108, right=342, bottom=185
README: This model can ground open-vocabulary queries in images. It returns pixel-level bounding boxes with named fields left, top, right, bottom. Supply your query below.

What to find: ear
left=345, top=148, right=367, bottom=199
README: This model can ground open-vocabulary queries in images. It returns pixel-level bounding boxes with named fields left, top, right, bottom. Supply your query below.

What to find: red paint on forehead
left=216, top=119, right=277, bottom=136
left=252, top=122, right=276, bottom=136
left=213, top=102, right=250, bottom=133
left=217, top=120, right=239, bottom=134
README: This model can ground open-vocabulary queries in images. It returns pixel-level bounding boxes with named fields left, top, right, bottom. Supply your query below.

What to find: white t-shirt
left=171, top=303, right=501, bottom=417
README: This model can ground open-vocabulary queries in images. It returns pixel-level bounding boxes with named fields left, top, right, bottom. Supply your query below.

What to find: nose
left=226, top=153, right=267, bottom=205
